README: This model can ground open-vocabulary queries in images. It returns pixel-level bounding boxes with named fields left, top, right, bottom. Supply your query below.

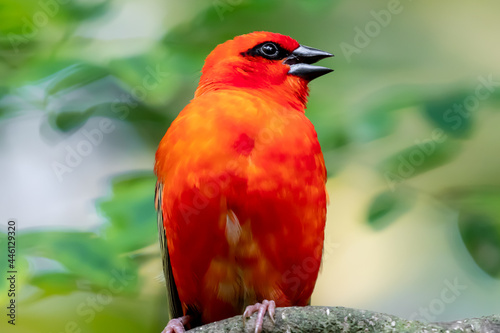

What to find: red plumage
left=155, top=31, right=332, bottom=332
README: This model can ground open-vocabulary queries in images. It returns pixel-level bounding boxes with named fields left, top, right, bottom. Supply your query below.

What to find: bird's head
left=196, top=31, right=333, bottom=110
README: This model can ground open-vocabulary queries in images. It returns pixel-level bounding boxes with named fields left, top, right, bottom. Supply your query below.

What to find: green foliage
left=424, top=91, right=473, bottom=138
left=367, top=189, right=414, bottom=230
left=452, top=189, right=500, bottom=278
left=99, top=173, right=158, bottom=253
left=12, top=172, right=158, bottom=302
left=46, top=63, right=110, bottom=97
left=380, top=140, right=461, bottom=179
left=29, top=273, right=81, bottom=296
left=18, top=231, right=139, bottom=293
left=354, top=84, right=425, bottom=142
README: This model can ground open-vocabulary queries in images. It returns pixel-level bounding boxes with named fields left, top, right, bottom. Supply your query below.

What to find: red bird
left=155, top=31, right=332, bottom=333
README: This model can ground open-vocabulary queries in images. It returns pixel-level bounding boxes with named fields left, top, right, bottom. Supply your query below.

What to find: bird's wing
left=155, top=181, right=183, bottom=319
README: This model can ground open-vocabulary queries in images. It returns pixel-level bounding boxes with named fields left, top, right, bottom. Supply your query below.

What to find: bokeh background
left=1, top=0, right=500, bottom=332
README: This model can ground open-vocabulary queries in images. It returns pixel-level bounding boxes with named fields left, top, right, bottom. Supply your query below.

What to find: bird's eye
left=260, top=43, right=279, bottom=58
left=240, top=41, right=289, bottom=60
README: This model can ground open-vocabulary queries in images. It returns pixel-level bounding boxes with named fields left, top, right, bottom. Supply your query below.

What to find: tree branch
left=187, top=306, right=500, bottom=332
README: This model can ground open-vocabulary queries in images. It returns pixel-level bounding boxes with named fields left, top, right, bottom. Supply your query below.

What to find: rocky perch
left=188, top=306, right=500, bottom=333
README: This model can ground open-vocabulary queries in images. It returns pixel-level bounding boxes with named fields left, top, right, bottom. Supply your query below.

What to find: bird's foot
left=243, top=299, right=276, bottom=333
left=161, top=315, right=191, bottom=333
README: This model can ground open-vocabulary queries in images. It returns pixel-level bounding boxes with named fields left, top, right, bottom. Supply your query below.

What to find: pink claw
left=162, top=315, right=191, bottom=333
left=243, top=300, right=276, bottom=333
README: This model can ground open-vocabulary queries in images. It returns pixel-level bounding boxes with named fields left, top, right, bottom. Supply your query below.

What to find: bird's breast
left=157, top=89, right=326, bottom=319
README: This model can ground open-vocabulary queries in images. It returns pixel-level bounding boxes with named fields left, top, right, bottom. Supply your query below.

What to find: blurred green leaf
left=453, top=189, right=500, bottom=279
left=0, top=0, right=110, bottom=34
left=354, top=84, right=426, bottom=142
left=63, top=1, right=111, bottom=21
left=367, top=189, right=414, bottom=230
left=29, top=273, right=80, bottom=296
left=49, top=110, right=91, bottom=132
left=379, top=140, right=461, bottom=181
left=424, top=91, right=473, bottom=139
left=99, top=173, right=158, bottom=253
left=459, top=213, right=500, bottom=279
left=18, top=231, right=138, bottom=291
left=46, top=63, right=109, bottom=96
left=356, top=108, right=397, bottom=142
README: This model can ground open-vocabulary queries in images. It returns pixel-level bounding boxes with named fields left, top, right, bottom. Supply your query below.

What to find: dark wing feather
left=155, top=181, right=183, bottom=319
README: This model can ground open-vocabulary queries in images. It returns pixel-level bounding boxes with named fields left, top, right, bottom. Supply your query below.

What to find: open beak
left=284, top=45, right=334, bottom=81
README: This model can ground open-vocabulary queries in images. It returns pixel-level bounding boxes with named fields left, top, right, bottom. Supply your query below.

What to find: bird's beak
left=284, top=45, right=334, bottom=81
